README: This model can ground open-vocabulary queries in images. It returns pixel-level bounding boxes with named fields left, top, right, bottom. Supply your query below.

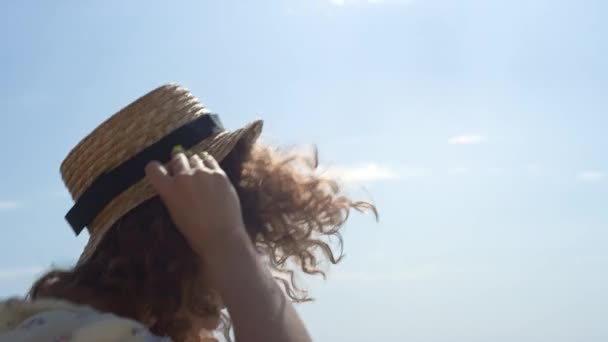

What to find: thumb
left=145, top=161, right=172, bottom=197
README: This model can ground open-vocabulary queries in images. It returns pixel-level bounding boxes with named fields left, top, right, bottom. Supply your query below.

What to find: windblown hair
left=28, top=139, right=376, bottom=341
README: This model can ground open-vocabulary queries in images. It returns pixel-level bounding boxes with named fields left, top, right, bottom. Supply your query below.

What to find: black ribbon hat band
left=65, top=114, right=225, bottom=235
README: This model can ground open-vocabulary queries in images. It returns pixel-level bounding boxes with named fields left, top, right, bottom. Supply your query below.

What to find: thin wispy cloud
left=0, top=200, right=22, bottom=211
left=448, top=134, right=486, bottom=145
left=577, top=170, right=605, bottom=183
left=329, top=0, right=345, bottom=5
left=0, top=267, right=44, bottom=280
left=322, top=163, right=399, bottom=183
left=399, top=167, right=428, bottom=178
left=331, top=271, right=412, bottom=282
left=321, top=163, right=424, bottom=184
left=331, top=264, right=440, bottom=282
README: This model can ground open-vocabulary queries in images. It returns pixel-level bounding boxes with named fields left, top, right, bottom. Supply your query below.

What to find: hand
left=144, top=151, right=246, bottom=255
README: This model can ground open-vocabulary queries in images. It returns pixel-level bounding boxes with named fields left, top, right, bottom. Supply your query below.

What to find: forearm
left=197, top=228, right=312, bottom=342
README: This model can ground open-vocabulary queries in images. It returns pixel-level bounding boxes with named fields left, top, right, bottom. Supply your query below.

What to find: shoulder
left=0, top=297, right=92, bottom=329
left=0, top=297, right=171, bottom=342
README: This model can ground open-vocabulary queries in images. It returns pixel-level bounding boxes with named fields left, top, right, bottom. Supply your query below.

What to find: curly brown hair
left=28, top=139, right=376, bottom=341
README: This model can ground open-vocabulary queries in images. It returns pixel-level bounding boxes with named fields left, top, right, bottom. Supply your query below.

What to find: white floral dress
left=0, top=298, right=172, bottom=342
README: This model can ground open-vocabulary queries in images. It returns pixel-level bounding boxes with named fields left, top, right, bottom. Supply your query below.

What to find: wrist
left=191, top=222, right=252, bottom=258
left=194, top=224, right=261, bottom=292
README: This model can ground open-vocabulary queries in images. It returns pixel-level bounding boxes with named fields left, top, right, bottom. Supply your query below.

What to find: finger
left=145, top=161, right=172, bottom=196
left=170, top=152, right=191, bottom=175
left=189, top=154, right=206, bottom=170
left=201, top=151, right=221, bottom=170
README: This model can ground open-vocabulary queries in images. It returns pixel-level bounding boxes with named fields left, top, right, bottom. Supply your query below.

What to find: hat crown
left=61, top=84, right=210, bottom=201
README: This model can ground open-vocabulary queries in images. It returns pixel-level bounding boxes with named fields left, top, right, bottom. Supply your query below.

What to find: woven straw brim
left=59, top=84, right=263, bottom=265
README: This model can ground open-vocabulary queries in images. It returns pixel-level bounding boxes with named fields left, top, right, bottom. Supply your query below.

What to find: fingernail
left=146, top=160, right=158, bottom=168
left=144, top=160, right=158, bottom=173
left=171, top=145, right=184, bottom=156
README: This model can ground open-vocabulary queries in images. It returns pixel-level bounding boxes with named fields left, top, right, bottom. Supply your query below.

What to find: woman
left=0, top=84, right=375, bottom=342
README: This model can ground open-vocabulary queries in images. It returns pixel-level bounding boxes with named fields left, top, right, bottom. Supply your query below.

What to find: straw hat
left=61, top=84, right=263, bottom=264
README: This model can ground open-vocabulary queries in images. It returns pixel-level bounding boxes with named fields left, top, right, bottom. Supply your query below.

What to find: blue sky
left=1, top=0, right=607, bottom=341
